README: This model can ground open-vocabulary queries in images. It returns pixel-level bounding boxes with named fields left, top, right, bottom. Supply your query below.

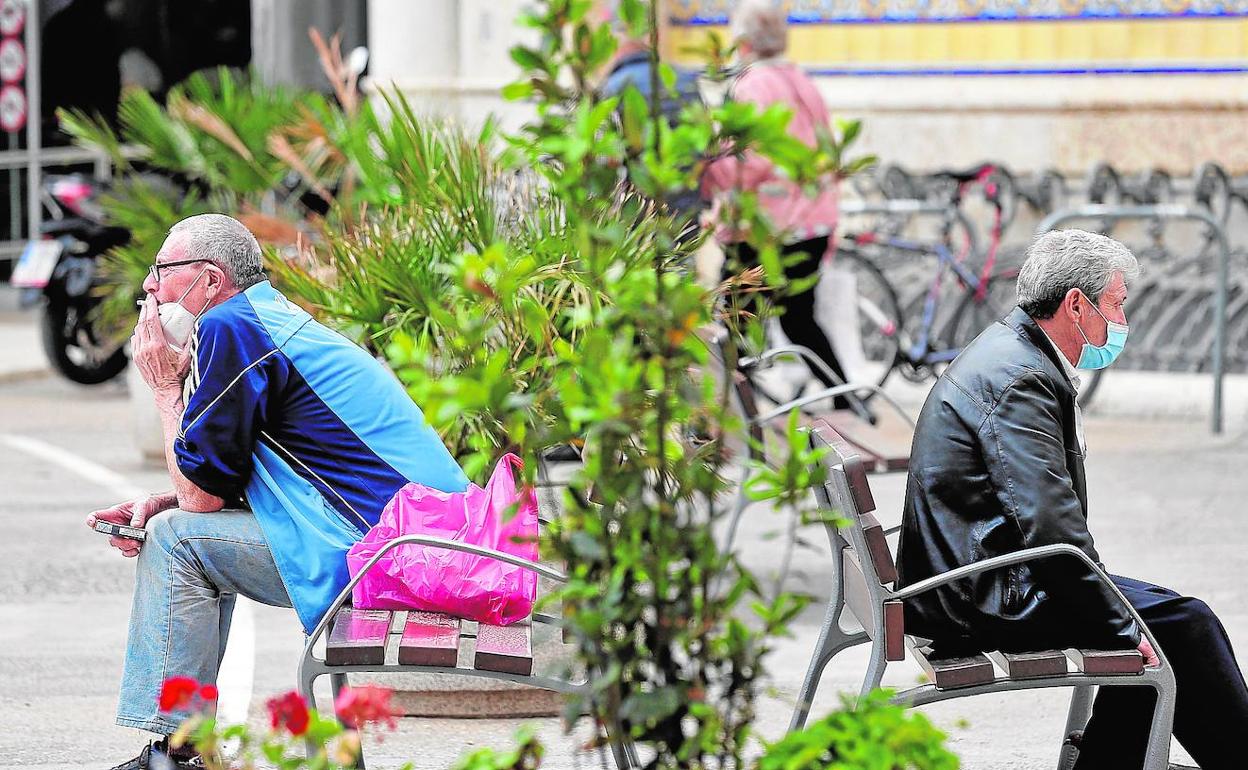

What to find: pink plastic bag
left=346, top=454, right=539, bottom=626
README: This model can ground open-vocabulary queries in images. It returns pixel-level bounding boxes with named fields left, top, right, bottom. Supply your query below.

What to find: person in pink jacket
left=702, top=0, right=848, bottom=405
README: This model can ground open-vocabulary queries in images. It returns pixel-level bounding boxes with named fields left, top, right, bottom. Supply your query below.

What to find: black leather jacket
left=895, top=307, right=1139, bottom=654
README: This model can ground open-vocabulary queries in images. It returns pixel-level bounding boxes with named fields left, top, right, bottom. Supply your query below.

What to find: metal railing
left=1037, top=204, right=1231, bottom=434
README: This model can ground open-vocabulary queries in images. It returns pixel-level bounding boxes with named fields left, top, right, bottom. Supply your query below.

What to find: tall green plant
left=381, top=1, right=846, bottom=766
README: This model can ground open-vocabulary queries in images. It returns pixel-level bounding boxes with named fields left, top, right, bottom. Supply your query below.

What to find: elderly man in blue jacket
left=88, top=214, right=467, bottom=770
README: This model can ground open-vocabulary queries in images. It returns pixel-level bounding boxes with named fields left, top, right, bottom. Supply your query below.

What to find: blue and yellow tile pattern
left=666, top=0, right=1248, bottom=74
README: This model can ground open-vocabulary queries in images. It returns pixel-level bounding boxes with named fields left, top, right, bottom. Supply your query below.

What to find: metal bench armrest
left=888, top=543, right=1166, bottom=663
left=751, top=383, right=909, bottom=427
left=304, top=535, right=566, bottom=651
left=742, top=346, right=916, bottom=429
left=741, top=345, right=879, bottom=424
left=744, top=344, right=845, bottom=385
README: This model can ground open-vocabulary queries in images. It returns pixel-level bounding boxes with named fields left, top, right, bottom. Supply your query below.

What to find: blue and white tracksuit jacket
left=174, top=281, right=468, bottom=632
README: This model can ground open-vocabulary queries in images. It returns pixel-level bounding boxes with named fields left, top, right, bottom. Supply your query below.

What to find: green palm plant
left=57, top=67, right=332, bottom=335
left=265, top=106, right=623, bottom=470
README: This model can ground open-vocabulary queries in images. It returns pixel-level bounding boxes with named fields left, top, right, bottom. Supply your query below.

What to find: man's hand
left=132, top=295, right=192, bottom=404
left=1138, top=635, right=1160, bottom=668
left=86, top=494, right=178, bottom=557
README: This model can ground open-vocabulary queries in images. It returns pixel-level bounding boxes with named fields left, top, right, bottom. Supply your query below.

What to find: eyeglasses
left=147, top=258, right=212, bottom=287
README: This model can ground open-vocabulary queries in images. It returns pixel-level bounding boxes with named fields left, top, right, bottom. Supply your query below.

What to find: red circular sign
left=0, top=37, right=24, bottom=83
left=0, top=0, right=23, bottom=37
left=0, top=83, right=26, bottom=132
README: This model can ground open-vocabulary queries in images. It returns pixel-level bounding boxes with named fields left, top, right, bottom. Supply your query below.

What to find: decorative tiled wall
left=666, top=0, right=1248, bottom=74
left=663, top=1, right=1248, bottom=172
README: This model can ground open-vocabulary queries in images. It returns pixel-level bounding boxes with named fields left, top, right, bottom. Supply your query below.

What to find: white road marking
left=217, top=598, right=255, bottom=726
left=0, top=432, right=258, bottom=727
left=1, top=433, right=145, bottom=499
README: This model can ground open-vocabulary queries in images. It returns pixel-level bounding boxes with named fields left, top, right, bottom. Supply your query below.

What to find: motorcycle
left=9, top=174, right=131, bottom=384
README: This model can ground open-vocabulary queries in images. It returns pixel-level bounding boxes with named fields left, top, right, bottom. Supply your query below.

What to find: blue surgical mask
left=1075, top=293, right=1128, bottom=370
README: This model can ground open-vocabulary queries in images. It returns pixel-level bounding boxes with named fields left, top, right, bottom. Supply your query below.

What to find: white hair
left=732, top=0, right=789, bottom=59
left=168, top=214, right=266, bottom=289
left=1017, top=229, right=1139, bottom=319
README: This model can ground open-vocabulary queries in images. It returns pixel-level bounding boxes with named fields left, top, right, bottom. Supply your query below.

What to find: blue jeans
left=115, top=509, right=291, bottom=734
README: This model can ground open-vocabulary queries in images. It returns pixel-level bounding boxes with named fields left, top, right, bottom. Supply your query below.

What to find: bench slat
left=475, top=622, right=533, bottom=676
left=910, top=641, right=996, bottom=690
left=860, top=512, right=899, bottom=585
left=884, top=600, right=905, bottom=661
left=986, top=649, right=1069, bottom=679
left=398, top=611, right=461, bottom=667
left=326, top=608, right=392, bottom=666
left=812, top=419, right=877, bottom=512
left=1066, top=648, right=1145, bottom=675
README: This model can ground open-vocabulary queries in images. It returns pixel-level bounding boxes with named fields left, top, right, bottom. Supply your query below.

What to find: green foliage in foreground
left=762, top=691, right=959, bottom=770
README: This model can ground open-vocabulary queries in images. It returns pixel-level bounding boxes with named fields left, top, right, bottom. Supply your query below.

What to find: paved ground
left=2, top=304, right=1243, bottom=768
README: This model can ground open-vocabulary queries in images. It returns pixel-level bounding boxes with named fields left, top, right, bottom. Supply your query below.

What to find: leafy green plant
left=759, top=690, right=959, bottom=770
left=373, top=1, right=843, bottom=766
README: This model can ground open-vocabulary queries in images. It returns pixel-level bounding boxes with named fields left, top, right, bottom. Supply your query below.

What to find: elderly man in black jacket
left=896, top=229, right=1248, bottom=770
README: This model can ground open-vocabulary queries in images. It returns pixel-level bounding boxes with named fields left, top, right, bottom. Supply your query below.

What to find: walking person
left=701, top=0, right=849, bottom=406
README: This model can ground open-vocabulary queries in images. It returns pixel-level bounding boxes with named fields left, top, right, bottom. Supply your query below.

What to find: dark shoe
left=1057, top=732, right=1081, bottom=770
left=106, top=742, right=204, bottom=770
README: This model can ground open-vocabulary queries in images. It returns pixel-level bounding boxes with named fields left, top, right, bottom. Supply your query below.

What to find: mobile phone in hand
left=93, top=520, right=148, bottom=541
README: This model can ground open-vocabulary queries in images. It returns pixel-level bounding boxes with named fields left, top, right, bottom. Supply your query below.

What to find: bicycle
left=835, top=230, right=1020, bottom=389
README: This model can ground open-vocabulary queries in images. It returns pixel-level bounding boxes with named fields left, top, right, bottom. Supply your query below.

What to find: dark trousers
left=1072, top=575, right=1248, bottom=770
left=725, top=237, right=850, bottom=409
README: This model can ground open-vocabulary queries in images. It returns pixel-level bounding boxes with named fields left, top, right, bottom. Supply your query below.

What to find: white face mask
left=157, top=268, right=211, bottom=350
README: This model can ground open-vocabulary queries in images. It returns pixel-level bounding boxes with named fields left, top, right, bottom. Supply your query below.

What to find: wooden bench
left=298, top=532, right=634, bottom=769
left=791, top=423, right=1177, bottom=770
left=704, top=326, right=917, bottom=556
left=324, top=608, right=534, bottom=675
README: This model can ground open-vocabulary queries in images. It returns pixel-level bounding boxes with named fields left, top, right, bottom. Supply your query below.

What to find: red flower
left=334, top=685, right=398, bottom=730
left=158, top=677, right=200, bottom=712
left=199, top=684, right=219, bottom=701
left=267, top=691, right=310, bottom=736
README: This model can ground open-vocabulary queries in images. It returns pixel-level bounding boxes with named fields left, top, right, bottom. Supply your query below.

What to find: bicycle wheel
left=821, top=246, right=903, bottom=393
left=948, top=268, right=1020, bottom=351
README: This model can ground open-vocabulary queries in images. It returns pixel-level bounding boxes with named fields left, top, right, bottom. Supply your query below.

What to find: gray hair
left=167, top=213, right=265, bottom=289
left=1017, top=229, right=1139, bottom=319
left=732, top=0, right=789, bottom=59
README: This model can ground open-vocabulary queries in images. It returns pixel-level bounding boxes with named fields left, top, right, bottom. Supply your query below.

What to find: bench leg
left=720, top=483, right=751, bottom=555
left=789, top=607, right=866, bottom=732
left=298, top=669, right=321, bottom=760
left=326, top=673, right=368, bottom=770
left=1142, top=678, right=1175, bottom=770
left=605, top=718, right=635, bottom=770
left=856, top=639, right=889, bottom=706
left=1056, top=686, right=1094, bottom=770
left=330, top=672, right=348, bottom=705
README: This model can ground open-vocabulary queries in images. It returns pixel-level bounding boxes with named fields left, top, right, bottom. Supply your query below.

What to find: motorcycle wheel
left=40, top=301, right=128, bottom=385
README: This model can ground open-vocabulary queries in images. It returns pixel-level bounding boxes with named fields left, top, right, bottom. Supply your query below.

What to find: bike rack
left=1037, top=204, right=1230, bottom=434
